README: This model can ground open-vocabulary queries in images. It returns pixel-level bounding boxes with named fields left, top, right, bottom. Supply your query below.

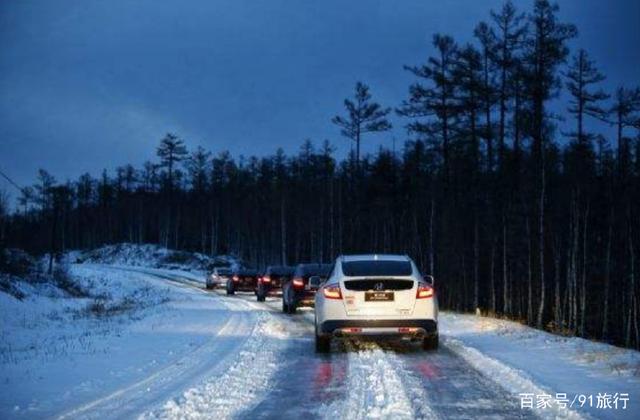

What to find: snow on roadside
left=441, top=312, right=640, bottom=419
left=0, top=265, right=220, bottom=419
left=143, top=301, right=289, bottom=419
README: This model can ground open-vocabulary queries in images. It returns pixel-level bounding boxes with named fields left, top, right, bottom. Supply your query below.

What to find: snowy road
left=222, top=292, right=534, bottom=420
left=63, top=267, right=534, bottom=419
left=4, top=264, right=639, bottom=419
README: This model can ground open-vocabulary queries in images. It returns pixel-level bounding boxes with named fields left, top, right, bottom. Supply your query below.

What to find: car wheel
left=289, top=301, right=297, bottom=314
left=315, top=317, right=330, bottom=352
left=315, top=329, right=331, bottom=353
left=422, top=334, right=439, bottom=351
left=206, top=283, right=213, bottom=290
left=282, top=298, right=288, bottom=313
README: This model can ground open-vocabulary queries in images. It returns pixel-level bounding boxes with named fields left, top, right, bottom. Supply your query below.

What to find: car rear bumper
left=266, top=288, right=283, bottom=296
left=319, top=319, right=437, bottom=337
left=294, top=290, right=317, bottom=307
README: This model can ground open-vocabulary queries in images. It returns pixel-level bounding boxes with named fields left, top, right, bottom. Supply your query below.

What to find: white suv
left=313, top=254, right=438, bottom=352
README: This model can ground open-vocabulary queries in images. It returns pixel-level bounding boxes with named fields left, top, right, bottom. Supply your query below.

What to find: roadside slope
left=441, top=312, right=640, bottom=419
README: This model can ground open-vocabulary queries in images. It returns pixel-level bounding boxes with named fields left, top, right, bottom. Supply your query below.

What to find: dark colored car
left=282, top=263, right=332, bottom=313
left=256, top=265, right=295, bottom=302
left=226, top=268, right=260, bottom=295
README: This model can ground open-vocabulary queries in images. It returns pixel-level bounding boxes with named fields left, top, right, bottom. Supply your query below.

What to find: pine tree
left=490, top=1, right=527, bottom=169
left=332, top=82, right=391, bottom=166
left=157, top=133, right=188, bottom=191
left=565, top=49, right=609, bottom=145
left=399, top=34, right=458, bottom=180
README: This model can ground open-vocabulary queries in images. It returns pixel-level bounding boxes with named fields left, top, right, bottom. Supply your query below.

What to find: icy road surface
left=2, top=265, right=639, bottom=419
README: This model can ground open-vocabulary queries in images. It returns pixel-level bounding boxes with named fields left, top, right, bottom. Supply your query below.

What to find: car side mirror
left=425, top=275, right=435, bottom=286
left=308, top=276, right=322, bottom=289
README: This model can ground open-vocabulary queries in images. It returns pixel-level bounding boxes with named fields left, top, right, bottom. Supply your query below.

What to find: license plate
left=365, top=291, right=394, bottom=302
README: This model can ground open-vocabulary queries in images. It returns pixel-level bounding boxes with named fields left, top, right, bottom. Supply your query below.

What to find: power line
left=0, top=168, right=23, bottom=192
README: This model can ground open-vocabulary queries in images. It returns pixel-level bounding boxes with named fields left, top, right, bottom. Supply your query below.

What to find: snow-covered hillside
left=71, top=243, right=241, bottom=273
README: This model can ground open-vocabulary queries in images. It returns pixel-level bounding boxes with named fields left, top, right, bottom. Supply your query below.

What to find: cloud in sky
left=1, top=0, right=639, bottom=202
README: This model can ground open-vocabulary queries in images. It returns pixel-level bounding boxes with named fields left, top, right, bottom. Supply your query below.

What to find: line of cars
left=205, top=254, right=438, bottom=353
left=205, top=263, right=331, bottom=312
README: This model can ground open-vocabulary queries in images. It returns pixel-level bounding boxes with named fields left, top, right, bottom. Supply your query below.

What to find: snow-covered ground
left=1, top=258, right=639, bottom=419
left=441, top=313, right=640, bottom=419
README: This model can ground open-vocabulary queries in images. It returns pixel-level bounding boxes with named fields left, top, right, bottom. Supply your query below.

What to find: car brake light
left=416, top=284, right=434, bottom=299
left=323, top=285, right=342, bottom=299
left=292, top=278, right=304, bottom=288
left=233, top=275, right=239, bottom=282
left=343, top=327, right=361, bottom=333
left=398, top=327, right=418, bottom=333
left=261, top=276, right=271, bottom=284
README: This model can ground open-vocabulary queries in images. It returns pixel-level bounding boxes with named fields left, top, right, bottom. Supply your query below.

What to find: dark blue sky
left=1, top=0, right=639, bottom=204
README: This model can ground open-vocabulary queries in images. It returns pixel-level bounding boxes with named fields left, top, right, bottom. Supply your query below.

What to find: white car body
left=314, top=254, right=438, bottom=351
left=206, top=267, right=232, bottom=289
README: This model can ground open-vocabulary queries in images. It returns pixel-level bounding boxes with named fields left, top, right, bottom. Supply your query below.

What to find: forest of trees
left=1, top=0, right=639, bottom=349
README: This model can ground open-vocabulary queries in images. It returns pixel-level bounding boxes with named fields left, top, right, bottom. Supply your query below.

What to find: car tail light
left=398, top=327, right=418, bottom=333
left=261, top=276, right=271, bottom=284
left=323, top=285, right=342, bottom=299
left=292, top=277, right=304, bottom=288
left=416, top=283, right=434, bottom=299
left=342, top=327, right=361, bottom=333
left=233, top=275, right=239, bottom=282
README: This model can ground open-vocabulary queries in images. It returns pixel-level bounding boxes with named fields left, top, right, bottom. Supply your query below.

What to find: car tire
left=315, top=331, right=331, bottom=353
left=422, top=333, right=439, bottom=351
left=315, top=317, right=330, bottom=352
left=205, top=283, right=213, bottom=290
left=288, top=301, right=297, bottom=314
left=257, top=293, right=266, bottom=302
left=282, top=299, right=288, bottom=313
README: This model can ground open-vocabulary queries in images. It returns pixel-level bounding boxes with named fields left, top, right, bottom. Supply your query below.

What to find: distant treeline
left=1, top=1, right=639, bottom=349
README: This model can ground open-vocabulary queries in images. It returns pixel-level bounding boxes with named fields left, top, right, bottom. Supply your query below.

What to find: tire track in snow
left=56, top=279, right=255, bottom=419
left=143, top=300, right=289, bottom=419
left=443, top=337, right=583, bottom=420
left=320, top=341, right=438, bottom=420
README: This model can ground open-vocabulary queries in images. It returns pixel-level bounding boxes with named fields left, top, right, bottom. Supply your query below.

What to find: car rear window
left=341, top=260, right=412, bottom=277
left=267, top=266, right=295, bottom=276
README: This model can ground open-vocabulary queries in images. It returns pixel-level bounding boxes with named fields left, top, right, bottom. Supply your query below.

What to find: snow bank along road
left=2, top=265, right=639, bottom=419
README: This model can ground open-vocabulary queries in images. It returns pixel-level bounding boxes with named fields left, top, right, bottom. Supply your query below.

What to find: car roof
left=340, top=254, right=410, bottom=262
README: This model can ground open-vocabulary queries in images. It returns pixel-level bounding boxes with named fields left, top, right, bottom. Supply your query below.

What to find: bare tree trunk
left=579, top=203, right=589, bottom=336
left=626, top=229, right=636, bottom=347
left=429, top=196, right=435, bottom=276
left=554, top=241, right=562, bottom=329
left=490, top=239, right=496, bottom=314
left=329, top=178, right=335, bottom=259
left=536, top=154, right=546, bottom=329
left=502, top=215, right=509, bottom=314
left=603, top=210, right=612, bottom=338
left=280, top=195, right=287, bottom=265
left=174, top=205, right=180, bottom=249
left=473, top=218, right=479, bottom=311
left=527, top=217, right=533, bottom=324
left=571, top=196, right=579, bottom=332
